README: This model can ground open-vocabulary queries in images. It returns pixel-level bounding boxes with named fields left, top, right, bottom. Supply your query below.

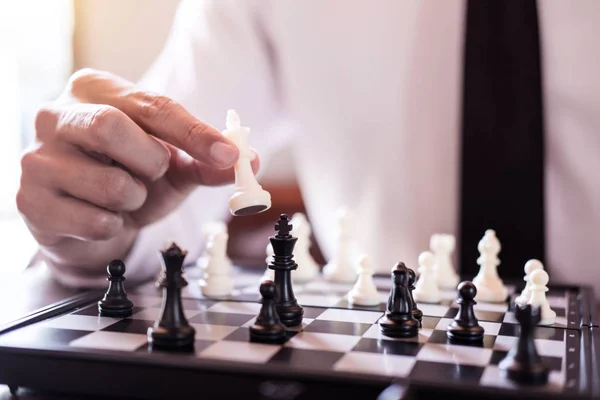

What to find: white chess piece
left=347, top=254, right=380, bottom=306
left=200, top=231, right=234, bottom=297
left=196, top=221, right=229, bottom=274
left=222, top=110, right=271, bottom=216
left=413, top=251, right=442, bottom=303
left=527, top=269, right=556, bottom=325
left=323, top=206, right=359, bottom=283
left=263, top=242, right=275, bottom=281
left=472, top=229, right=508, bottom=303
left=290, top=213, right=320, bottom=282
left=514, top=259, right=544, bottom=307
left=430, top=233, right=459, bottom=289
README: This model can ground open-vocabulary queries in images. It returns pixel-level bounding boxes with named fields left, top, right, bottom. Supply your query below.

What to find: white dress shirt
left=49, top=0, right=600, bottom=296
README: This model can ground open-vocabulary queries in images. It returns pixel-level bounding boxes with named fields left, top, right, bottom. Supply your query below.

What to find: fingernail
left=210, top=142, right=238, bottom=167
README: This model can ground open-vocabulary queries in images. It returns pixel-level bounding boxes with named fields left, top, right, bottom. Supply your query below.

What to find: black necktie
left=459, top=0, right=546, bottom=279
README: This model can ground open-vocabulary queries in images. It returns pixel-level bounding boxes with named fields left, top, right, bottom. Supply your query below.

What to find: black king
left=268, top=214, right=304, bottom=327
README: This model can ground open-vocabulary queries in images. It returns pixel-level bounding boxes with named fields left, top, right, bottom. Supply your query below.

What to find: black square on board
left=101, top=318, right=154, bottom=334
left=0, top=326, right=89, bottom=347
left=222, top=327, right=297, bottom=343
left=268, top=347, right=345, bottom=370
left=352, top=337, right=423, bottom=357
left=498, top=324, right=565, bottom=341
left=427, top=329, right=496, bottom=349
left=489, top=350, right=563, bottom=372
left=409, top=360, right=485, bottom=384
left=301, top=307, right=328, bottom=319
left=303, top=320, right=372, bottom=336
left=188, top=312, right=254, bottom=326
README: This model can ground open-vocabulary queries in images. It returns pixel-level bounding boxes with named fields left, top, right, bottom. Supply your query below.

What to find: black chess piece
left=147, top=242, right=196, bottom=350
left=446, top=281, right=485, bottom=342
left=379, top=262, right=419, bottom=338
left=250, top=280, right=287, bottom=344
left=270, top=214, right=304, bottom=327
left=98, top=260, right=134, bottom=317
left=407, top=267, right=423, bottom=323
left=499, top=304, right=549, bottom=385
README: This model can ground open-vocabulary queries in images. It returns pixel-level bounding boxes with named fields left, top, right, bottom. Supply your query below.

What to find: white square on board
left=207, top=302, right=262, bottom=315
left=284, top=332, right=362, bottom=352
left=70, top=331, right=148, bottom=351
left=316, top=308, right=382, bottom=324
left=334, top=352, right=416, bottom=377
left=39, top=315, right=119, bottom=331
left=198, top=341, right=281, bottom=363
left=416, top=343, right=493, bottom=366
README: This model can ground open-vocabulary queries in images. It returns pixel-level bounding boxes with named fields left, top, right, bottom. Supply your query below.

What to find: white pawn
left=262, top=242, right=275, bottom=281
left=430, top=233, right=459, bottom=289
left=222, top=110, right=271, bottom=216
left=200, top=231, right=234, bottom=298
left=290, top=212, right=320, bottom=282
left=413, top=251, right=441, bottom=303
left=323, top=206, right=359, bottom=283
left=527, top=269, right=556, bottom=325
left=472, top=229, right=508, bottom=303
left=348, top=254, right=380, bottom=306
left=196, top=221, right=229, bottom=274
left=514, top=259, right=544, bottom=307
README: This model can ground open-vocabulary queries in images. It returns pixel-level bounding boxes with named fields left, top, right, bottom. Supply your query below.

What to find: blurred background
left=0, top=0, right=319, bottom=277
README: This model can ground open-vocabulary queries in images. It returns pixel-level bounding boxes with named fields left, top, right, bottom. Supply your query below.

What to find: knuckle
left=88, top=212, right=121, bottom=240
left=66, top=68, right=99, bottom=97
left=15, top=189, right=30, bottom=216
left=139, top=92, right=177, bottom=121
left=19, top=150, right=41, bottom=176
left=34, top=106, right=58, bottom=142
left=182, top=122, right=211, bottom=150
left=88, top=106, right=126, bottom=147
left=101, top=172, right=130, bottom=208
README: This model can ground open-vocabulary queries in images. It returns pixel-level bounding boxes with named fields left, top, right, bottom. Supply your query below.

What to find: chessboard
left=0, top=263, right=597, bottom=400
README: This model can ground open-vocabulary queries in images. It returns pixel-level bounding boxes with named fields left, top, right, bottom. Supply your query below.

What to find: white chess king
left=222, top=110, right=271, bottom=216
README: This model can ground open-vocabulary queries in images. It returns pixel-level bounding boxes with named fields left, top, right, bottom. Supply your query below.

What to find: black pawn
left=147, top=242, right=196, bottom=350
left=270, top=214, right=304, bottom=327
left=407, top=268, right=423, bottom=323
left=499, top=304, right=549, bottom=385
left=447, top=281, right=484, bottom=342
left=98, top=260, right=133, bottom=317
left=250, top=280, right=286, bottom=344
left=379, top=262, right=419, bottom=338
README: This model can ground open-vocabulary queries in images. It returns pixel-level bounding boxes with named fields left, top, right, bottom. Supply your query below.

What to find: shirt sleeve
left=44, top=0, right=291, bottom=288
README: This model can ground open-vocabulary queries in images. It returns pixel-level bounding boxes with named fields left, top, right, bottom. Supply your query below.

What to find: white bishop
left=472, top=230, right=508, bottom=303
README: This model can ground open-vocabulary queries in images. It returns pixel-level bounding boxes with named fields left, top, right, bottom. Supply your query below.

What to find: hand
left=17, top=68, right=259, bottom=277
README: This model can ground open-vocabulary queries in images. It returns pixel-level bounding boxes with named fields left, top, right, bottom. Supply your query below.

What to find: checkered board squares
left=166, top=274, right=581, bottom=331
left=0, top=294, right=581, bottom=395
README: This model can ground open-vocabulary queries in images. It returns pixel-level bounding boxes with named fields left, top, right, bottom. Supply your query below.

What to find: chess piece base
left=322, top=263, right=356, bottom=283
left=348, top=291, right=380, bottom=307
left=249, top=323, right=286, bottom=344
left=277, top=304, right=304, bottom=327
left=379, top=315, right=419, bottom=338
left=446, top=322, right=484, bottom=342
left=98, top=298, right=133, bottom=318
left=229, top=189, right=271, bottom=216
left=147, top=325, right=196, bottom=350
left=499, top=355, right=549, bottom=385
left=199, top=279, right=234, bottom=298
left=472, top=279, right=508, bottom=303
